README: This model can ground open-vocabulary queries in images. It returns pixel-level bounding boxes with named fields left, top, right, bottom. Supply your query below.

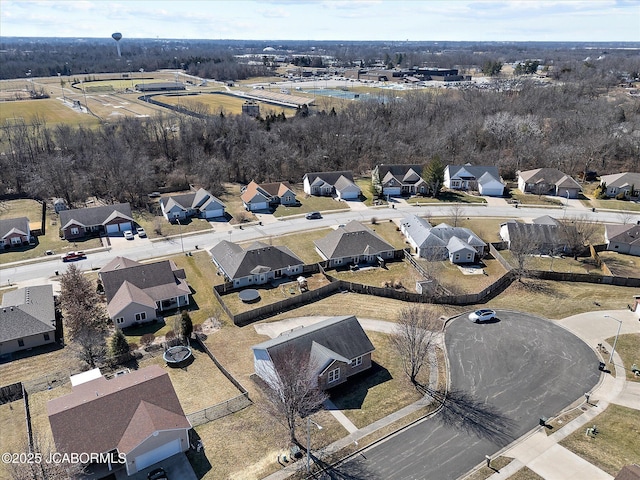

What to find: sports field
left=154, top=92, right=298, bottom=117
left=0, top=98, right=101, bottom=127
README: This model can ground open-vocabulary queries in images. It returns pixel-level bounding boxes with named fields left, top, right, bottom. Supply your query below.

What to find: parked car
left=147, top=468, right=168, bottom=480
left=306, top=211, right=322, bottom=220
left=123, top=230, right=134, bottom=240
left=468, top=309, right=496, bottom=323
left=136, top=227, right=147, bottom=238
left=62, top=251, right=86, bottom=262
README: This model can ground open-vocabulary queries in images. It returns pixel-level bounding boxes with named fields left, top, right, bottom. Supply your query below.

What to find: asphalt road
left=2, top=202, right=638, bottom=286
left=325, top=310, right=601, bottom=480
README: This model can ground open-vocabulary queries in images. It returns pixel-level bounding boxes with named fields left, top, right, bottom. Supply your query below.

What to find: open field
left=559, top=404, right=640, bottom=475
left=273, top=190, right=349, bottom=218
left=331, top=332, right=425, bottom=428
left=155, top=92, right=298, bottom=117
left=605, top=333, right=640, bottom=382
left=0, top=98, right=101, bottom=127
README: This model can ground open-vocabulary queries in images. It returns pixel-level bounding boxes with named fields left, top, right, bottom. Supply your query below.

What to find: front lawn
left=605, top=333, right=640, bottom=382
left=406, top=190, right=487, bottom=204
left=330, top=332, right=425, bottom=428
left=244, top=228, right=332, bottom=264
left=559, top=404, right=640, bottom=475
left=133, top=209, right=213, bottom=240
left=273, top=191, right=348, bottom=218
left=508, top=190, right=564, bottom=206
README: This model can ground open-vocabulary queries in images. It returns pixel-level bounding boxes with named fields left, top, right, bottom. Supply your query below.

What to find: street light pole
left=306, top=416, right=322, bottom=473
left=604, top=314, right=623, bottom=364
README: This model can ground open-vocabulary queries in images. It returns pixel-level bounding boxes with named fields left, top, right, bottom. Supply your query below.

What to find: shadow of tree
left=417, top=385, right=517, bottom=446
left=328, top=362, right=393, bottom=410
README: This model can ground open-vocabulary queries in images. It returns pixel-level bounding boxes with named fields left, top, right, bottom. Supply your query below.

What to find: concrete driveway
left=108, top=233, right=152, bottom=251
left=116, top=453, right=197, bottom=480
left=330, top=310, right=601, bottom=480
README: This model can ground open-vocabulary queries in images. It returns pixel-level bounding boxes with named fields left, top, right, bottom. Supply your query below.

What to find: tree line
left=1, top=75, right=637, bottom=207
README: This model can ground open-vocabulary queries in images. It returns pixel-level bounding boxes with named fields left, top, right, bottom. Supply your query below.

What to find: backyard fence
left=0, top=381, right=23, bottom=405
left=186, top=392, right=252, bottom=427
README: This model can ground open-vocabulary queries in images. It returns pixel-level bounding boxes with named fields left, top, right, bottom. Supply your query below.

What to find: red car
left=62, top=251, right=87, bottom=262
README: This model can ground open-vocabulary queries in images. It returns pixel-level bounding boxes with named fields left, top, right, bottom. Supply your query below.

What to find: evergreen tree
left=181, top=310, right=193, bottom=343
left=424, top=157, right=445, bottom=198
left=110, top=329, right=130, bottom=357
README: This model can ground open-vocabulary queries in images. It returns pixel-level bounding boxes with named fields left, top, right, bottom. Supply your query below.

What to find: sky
left=1, top=0, right=639, bottom=42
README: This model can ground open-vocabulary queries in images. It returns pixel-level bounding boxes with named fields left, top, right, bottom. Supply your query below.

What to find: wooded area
left=0, top=39, right=638, bottom=206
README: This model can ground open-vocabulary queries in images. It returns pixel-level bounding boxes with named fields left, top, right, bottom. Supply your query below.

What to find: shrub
left=393, top=279, right=403, bottom=289
left=165, top=330, right=176, bottom=341
left=140, top=333, right=155, bottom=348
left=615, top=192, right=628, bottom=201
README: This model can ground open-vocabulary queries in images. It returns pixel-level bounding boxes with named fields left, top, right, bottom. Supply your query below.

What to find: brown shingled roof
left=47, top=365, right=190, bottom=456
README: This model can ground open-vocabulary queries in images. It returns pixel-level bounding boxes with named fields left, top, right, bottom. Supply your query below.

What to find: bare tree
left=260, top=345, right=328, bottom=445
left=8, top=431, right=84, bottom=480
left=391, top=305, right=440, bottom=386
left=560, top=215, right=600, bottom=259
left=508, top=229, right=541, bottom=281
left=69, top=327, right=106, bottom=369
left=447, top=203, right=465, bottom=227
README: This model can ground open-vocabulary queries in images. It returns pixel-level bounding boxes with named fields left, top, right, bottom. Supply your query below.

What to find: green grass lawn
left=133, top=209, right=213, bottom=239
left=560, top=404, right=640, bottom=475
left=605, top=333, right=640, bottom=382
left=367, top=220, right=407, bottom=249
left=331, top=261, right=423, bottom=293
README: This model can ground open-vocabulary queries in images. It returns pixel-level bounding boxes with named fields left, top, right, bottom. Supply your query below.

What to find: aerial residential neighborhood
left=1, top=10, right=640, bottom=480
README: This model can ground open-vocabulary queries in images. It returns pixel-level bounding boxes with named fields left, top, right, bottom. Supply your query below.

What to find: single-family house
left=48, top=365, right=191, bottom=476
left=0, top=217, right=31, bottom=250
left=444, top=164, right=505, bottom=197
left=252, top=315, right=375, bottom=391
left=59, top=203, right=134, bottom=240
left=314, top=221, right=396, bottom=268
left=241, top=181, right=297, bottom=212
left=400, top=215, right=486, bottom=263
left=600, top=172, right=640, bottom=198
left=0, top=285, right=57, bottom=356
left=372, top=164, right=428, bottom=197
left=303, top=171, right=361, bottom=200
left=209, top=241, right=304, bottom=288
left=499, top=217, right=573, bottom=254
left=159, top=188, right=226, bottom=222
left=517, top=168, right=581, bottom=198
left=99, top=257, right=190, bottom=328
left=605, top=224, right=640, bottom=256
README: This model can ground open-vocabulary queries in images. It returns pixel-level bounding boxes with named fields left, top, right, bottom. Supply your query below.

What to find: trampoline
left=239, top=289, right=261, bottom=303
left=163, top=345, right=193, bottom=368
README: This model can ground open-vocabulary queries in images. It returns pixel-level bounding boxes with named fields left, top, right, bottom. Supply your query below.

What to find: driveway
left=108, top=233, right=152, bottom=251
left=329, top=310, right=601, bottom=480
left=115, top=453, right=197, bottom=480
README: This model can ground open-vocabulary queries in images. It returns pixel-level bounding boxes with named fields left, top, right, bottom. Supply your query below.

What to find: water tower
left=112, top=32, right=122, bottom=57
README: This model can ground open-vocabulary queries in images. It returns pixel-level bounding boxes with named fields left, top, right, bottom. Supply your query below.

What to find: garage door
left=134, top=438, right=181, bottom=472
left=118, top=221, right=132, bottom=232
left=106, top=224, right=120, bottom=234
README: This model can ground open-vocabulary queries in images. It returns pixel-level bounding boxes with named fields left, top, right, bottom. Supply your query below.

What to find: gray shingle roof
left=252, top=316, right=374, bottom=372
left=304, top=171, right=355, bottom=186
left=518, top=168, right=581, bottom=189
left=502, top=221, right=571, bottom=249
left=401, top=215, right=485, bottom=250
left=209, top=240, right=304, bottom=279
left=0, top=217, right=30, bottom=239
left=314, top=221, right=394, bottom=259
left=160, top=188, right=225, bottom=213
left=606, top=224, right=640, bottom=246
left=59, top=203, right=133, bottom=229
left=600, top=172, right=640, bottom=189
left=1, top=285, right=56, bottom=342
left=447, top=165, right=500, bottom=182
left=99, top=259, right=189, bottom=304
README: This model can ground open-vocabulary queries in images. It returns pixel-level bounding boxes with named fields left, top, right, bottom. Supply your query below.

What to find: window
left=44, top=333, right=50, bottom=341
left=135, top=312, right=146, bottom=321
left=352, top=356, right=363, bottom=367
left=115, top=317, right=124, bottom=324
left=328, top=368, right=340, bottom=383
left=71, top=227, right=79, bottom=235
left=18, top=339, right=24, bottom=347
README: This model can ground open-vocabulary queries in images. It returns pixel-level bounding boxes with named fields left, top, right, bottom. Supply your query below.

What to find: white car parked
left=123, top=230, right=134, bottom=240
left=468, top=309, right=496, bottom=323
